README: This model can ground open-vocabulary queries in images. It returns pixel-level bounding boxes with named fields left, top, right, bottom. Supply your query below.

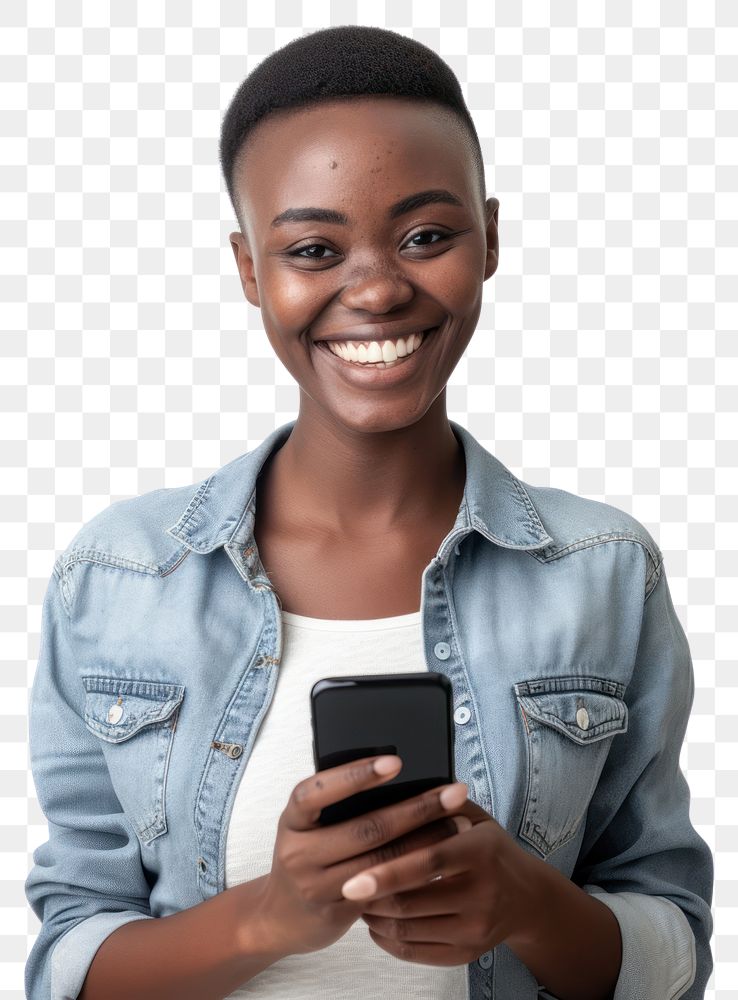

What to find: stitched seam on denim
left=520, top=713, right=626, bottom=741
left=138, top=813, right=163, bottom=839
left=167, top=477, right=212, bottom=540
left=192, top=642, right=269, bottom=885
left=522, top=798, right=585, bottom=859
left=514, top=675, right=626, bottom=698
left=138, top=708, right=179, bottom=844
left=508, top=474, right=549, bottom=536
left=547, top=822, right=581, bottom=857
left=53, top=559, right=73, bottom=617
left=60, top=548, right=160, bottom=576
left=227, top=492, right=256, bottom=547
left=532, top=534, right=658, bottom=600
left=159, top=546, right=191, bottom=577
left=82, top=676, right=185, bottom=698
left=645, top=555, right=663, bottom=602
left=440, top=560, right=495, bottom=816
left=471, top=513, right=547, bottom=548
left=539, top=530, right=645, bottom=558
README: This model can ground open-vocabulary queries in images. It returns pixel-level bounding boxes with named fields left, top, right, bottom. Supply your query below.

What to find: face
left=229, top=96, right=499, bottom=435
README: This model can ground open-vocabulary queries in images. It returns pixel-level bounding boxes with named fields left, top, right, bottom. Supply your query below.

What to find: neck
left=259, top=395, right=466, bottom=541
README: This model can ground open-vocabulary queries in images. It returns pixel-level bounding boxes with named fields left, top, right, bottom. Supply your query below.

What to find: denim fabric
left=25, top=419, right=714, bottom=999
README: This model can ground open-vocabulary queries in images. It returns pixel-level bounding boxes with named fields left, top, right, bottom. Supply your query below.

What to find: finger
left=362, top=911, right=462, bottom=944
left=360, top=872, right=470, bottom=918
left=308, top=779, right=469, bottom=871
left=319, top=813, right=465, bottom=901
left=284, top=755, right=403, bottom=832
left=340, top=819, right=476, bottom=900
left=366, top=927, right=474, bottom=967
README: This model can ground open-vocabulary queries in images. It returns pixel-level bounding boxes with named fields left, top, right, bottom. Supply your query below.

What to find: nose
left=339, top=264, right=415, bottom=315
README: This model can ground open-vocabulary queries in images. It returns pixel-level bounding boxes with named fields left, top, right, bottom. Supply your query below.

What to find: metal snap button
left=454, top=706, right=471, bottom=725
left=478, top=950, right=493, bottom=969
left=576, top=706, right=589, bottom=730
left=433, top=641, right=451, bottom=660
left=107, top=703, right=124, bottom=725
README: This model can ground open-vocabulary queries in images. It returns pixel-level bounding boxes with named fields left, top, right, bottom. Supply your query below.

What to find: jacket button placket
left=195, top=540, right=281, bottom=901
left=424, top=562, right=495, bottom=998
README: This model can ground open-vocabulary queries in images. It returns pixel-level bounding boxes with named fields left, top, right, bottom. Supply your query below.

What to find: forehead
left=234, top=97, right=477, bottom=228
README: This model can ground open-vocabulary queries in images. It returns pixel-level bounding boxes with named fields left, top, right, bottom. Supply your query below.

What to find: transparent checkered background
left=2, top=0, right=735, bottom=995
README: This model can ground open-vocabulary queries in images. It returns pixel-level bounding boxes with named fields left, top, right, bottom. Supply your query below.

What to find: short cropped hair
left=219, top=24, right=486, bottom=231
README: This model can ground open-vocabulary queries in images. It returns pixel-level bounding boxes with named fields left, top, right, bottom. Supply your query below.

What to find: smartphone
left=310, top=672, right=456, bottom=826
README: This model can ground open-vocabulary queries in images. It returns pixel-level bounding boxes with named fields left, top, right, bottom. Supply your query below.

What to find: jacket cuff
left=574, top=887, right=696, bottom=1000
left=51, top=911, right=154, bottom=999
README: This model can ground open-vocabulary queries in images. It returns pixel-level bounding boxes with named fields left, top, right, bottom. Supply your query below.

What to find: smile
left=315, top=327, right=437, bottom=370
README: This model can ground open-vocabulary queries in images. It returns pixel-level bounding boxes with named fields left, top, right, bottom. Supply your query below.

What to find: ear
left=483, top=197, right=499, bottom=281
left=229, top=231, right=260, bottom=308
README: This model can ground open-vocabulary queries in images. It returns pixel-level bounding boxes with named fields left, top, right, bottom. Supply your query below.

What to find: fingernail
left=373, top=755, right=401, bottom=775
left=452, top=815, right=473, bottom=833
left=440, top=783, right=468, bottom=809
left=342, top=873, right=377, bottom=899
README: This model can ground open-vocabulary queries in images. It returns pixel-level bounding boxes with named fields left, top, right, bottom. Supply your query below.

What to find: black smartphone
left=310, top=672, right=456, bottom=826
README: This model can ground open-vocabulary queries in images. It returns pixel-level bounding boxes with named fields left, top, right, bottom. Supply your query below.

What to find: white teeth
left=325, top=331, right=426, bottom=365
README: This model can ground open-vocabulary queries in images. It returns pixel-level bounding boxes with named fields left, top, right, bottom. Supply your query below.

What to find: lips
left=315, top=326, right=438, bottom=371
left=314, top=324, right=440, bottom=344
left=313, top=325, right=439, bottom=381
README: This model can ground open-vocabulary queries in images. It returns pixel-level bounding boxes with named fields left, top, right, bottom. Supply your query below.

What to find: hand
left=251, top=754, right=472, bottom=960
left=348, top=797, right=544, bottom=967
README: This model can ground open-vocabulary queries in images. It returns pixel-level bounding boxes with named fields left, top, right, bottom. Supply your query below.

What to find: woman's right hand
left=249, top=755, right=469, bottom=959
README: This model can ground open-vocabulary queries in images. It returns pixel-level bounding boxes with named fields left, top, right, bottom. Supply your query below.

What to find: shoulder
left=55, top=477, right=210, bottom=579
left=522, top=479, right=663, bottom=592
left=52, top=426, right=291, bottom=582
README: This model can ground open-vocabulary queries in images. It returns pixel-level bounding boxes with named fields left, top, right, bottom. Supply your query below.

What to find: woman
left=25, top=25, right=713, bottom=1000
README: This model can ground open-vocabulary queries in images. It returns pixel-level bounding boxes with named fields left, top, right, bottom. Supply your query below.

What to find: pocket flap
left=514, top=683, right=628, bottom=745
left=82, top=675, right=185, bottom=743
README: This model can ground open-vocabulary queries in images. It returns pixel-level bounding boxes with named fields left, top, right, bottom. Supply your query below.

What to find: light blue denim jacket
left=25, top=419, right=714, bottom=999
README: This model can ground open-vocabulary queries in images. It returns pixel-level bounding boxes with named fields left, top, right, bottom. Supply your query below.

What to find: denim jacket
left=25, top=419, right=714, bottom=999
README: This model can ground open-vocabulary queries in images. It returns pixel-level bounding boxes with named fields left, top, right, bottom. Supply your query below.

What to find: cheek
left=425, top=242, right=487, bottom=316
left=450, top=271, right=483, bottom=316
left=260, top=270, right=322, bottom=332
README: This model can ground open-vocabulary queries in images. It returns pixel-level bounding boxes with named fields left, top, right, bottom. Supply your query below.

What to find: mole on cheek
left=329, top=160, right=338, bottom=170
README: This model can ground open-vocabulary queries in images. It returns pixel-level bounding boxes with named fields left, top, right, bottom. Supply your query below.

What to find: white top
left=224, top=609, right=470, bottom=999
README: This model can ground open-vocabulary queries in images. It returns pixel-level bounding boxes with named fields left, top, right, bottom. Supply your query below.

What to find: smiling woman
left=25, top=22, right=713, bottom=1000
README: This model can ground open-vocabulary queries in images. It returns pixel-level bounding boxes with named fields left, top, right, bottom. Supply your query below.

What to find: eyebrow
left=270, top=188, right=465, bottom=228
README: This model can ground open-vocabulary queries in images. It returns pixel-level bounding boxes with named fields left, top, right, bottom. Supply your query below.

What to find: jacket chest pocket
left=82, top=676, right=185, bottom=847
left=514, top=677, right=628, bottom=860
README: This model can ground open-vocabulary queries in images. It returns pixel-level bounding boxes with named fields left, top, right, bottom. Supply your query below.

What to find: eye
left=288, top=244, right=339, bottom=260
left=405, top=229, right=449, bottom=248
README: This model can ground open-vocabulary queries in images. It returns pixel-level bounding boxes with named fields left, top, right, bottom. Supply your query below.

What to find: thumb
left=452, top=796, right=495, bottom=827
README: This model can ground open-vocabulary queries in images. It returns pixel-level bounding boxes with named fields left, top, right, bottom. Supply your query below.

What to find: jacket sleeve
left=539, top=555, right=714, bottom=1000
left=25, top=560, right=154, bottom=999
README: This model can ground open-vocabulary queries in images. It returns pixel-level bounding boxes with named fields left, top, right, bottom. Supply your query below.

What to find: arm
left=503, top=858, right=622, bottom=1000
left=77, top=874, right=288, bottom=1000
left=24, top=561, right=289, bottom=999
left=544, top=555, right=712, bottom=1000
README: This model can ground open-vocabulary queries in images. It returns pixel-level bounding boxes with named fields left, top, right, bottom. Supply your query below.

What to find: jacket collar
left=164, top=419, right=553, bottom=556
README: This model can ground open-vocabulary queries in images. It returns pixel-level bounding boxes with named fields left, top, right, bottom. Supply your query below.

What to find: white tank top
left=224, top=609, right=470, bottom=999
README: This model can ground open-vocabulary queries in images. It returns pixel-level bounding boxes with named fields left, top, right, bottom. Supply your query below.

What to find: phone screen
left=311, top=672, right=455, bottom=825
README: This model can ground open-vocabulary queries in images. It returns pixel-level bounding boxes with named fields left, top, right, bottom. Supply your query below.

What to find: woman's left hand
left=343, top=797, right=547, bottom=966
